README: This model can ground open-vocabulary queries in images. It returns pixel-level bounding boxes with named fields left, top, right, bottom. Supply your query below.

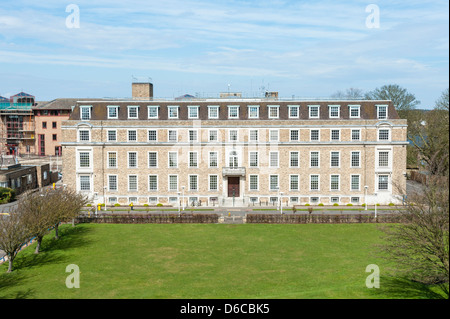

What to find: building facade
left=62, top=94, right=408, bottom=207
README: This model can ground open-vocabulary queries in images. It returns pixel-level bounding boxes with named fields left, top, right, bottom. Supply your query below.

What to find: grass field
left=0, top=223, right=444, bottom=299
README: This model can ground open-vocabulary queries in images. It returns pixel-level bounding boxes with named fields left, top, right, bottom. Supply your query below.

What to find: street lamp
left=181, top=186, right=185, bottom=211
left=364, top=185, right=369, bottom=211
left=280, top=192, right=284, bottom=214
left=374, top=192, right=378, bottom=218
left=177, top=191, right=181, bottom=215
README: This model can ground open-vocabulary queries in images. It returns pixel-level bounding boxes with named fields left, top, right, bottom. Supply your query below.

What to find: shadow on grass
left=0, top=271, right=35, bottom=299
left=372, top=276, right=446, bottom=299
left=0, top=224, right=93, bottom=298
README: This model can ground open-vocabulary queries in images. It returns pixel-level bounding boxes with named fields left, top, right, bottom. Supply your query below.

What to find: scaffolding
left=0, top=93, right=36, bottom=156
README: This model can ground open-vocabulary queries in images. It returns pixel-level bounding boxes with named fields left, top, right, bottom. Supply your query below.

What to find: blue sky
left=0, top=0, right=448, bottom=108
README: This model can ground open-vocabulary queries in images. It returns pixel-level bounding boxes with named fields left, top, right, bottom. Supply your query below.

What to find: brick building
left=62, top=83, right=408, bottom=207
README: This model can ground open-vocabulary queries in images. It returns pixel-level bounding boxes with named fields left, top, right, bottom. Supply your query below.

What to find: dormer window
left=308, top=105, right=320, bottom=118
left=107, top=105, right=119, bottom=119
left=268, top=105, right=279, bottom=119
left=148, top=106, right=159, bottom=119
left=188, top=105, right=199, bottom=119
left=80, top=106, right=91, bottom=121
left=377, top=105, right=388, bottom=119
left=349, top=105, right=360, bottom=118
left=168, top=106, right=179, bottom=119
left=329, top=105, right=340, bottom=118
left=127, top=105, right=139, bottom=119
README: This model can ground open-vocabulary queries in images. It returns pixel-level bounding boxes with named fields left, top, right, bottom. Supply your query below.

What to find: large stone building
left=62, top=83, right=408, bottom=207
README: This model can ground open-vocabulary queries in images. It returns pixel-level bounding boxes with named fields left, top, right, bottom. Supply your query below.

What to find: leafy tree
left=365, top=84, right=420, bottom=119
left=379, top=177, right=449, bottom=297
left=408, top=89, right=449, bottom=176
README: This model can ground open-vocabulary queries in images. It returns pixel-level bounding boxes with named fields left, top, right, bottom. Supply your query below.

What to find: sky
left=0, top=0, right=448, bottom=108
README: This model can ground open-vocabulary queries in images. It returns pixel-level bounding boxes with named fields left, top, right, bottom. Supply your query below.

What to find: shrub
left=333, top=203, right=339, bottom=206
left=388, top=203, right=395, bottom=206
left=376, top=203, right=380, bottom=206
left=114, top=203, right=120, bottom=207
left=0, top=187, right=15, bottom=204
left=361, top=203, right=366, bottom=207
left=86, top=204, right=92, bottom=207
left=144, top=204, right=149, bottom=207
left=157, top=203, right=163, bottom=207
left=305, top=203, right=310, bottom=206
left=318, top=203, right=324, bottom=206
left=347, top=203, right=353, bottom=206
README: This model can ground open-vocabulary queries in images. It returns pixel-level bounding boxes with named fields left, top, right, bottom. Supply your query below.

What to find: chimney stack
left=132, top=81, right=153, bottom=100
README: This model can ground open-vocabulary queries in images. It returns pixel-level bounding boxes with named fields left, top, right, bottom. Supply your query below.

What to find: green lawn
left=0, top=223, right=444, bottom=299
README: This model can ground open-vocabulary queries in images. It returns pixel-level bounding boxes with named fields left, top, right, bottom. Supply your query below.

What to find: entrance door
left=228, top=177, right=240, bottom=197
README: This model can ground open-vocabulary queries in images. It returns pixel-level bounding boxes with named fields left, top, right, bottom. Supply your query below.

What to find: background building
left=62, top=82, right=408, bottom=207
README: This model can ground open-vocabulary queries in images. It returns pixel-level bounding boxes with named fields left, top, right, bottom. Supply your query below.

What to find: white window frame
left=80, top=106, right=91, bottom=121
left=107, top=151, right=117, bottom=168
left=168, top=105, right=179, bottom=119
left=310, top=151, right=320, bottom=168
left=290, top=129, right=299, bottom=142
left=188, top=105, right=200, bottom=119
left=127, top=151, right=138, bottom=168
left=168, top=152, right=178, bottom=168
left=208, top=105, right=219, bottom=119
left=377, top=105, right=388, bottom=119
left=350, top=151, right=361, bottom=168
left=147, top=105, right=159, bottom=119
left=269, top=151, right=279, bottom=168
left=168, top=175, right=178, bottom=192
left=108, top=174, right=118, bottom=191
left=148, top=175, right=158, bottom=191
left=229, top=129, right=238, bottom=142
left=269, top=129, right=279, bottom=142
left=107, top=129, right=117, bottom=142
left=78, top=129, right=90, bottom=142
left=107, top=105, right=119, bottom=119
left=248, top=105, right=260, bottom=119
left=289, top=174, right=299, bottom=191
left=330, top=151, right=340, bottom=168
left=249, top=129, right=258, bottom=142
left=78, top=175, right=92, bottom=191
left=209, top=129, right=218, bottom=142
left=349, top=105, right=360, bottom=118
left=289, top=151, right=299, bottom=168
left=249, top=151, right=259, bottom=168
left=128, top=175, right=138, bottom=192
left=268, top=105, right=280, bottom=119
left=288, top=105, right=299, bottom=119
left=148, top=151, right=158, bottom=168
left=209, top=151, right=218, bottom=168
left=147, top=129, right=158, bottom=142
left=351, top=129, right=361, bottom=141
left=228, top=105, right=240, bottom=119
left=189, top=129, right=198, bottom=143
left=330, top=129, right=340, bottom=141
left=308, top=105, right=320, bottom=119
left=310, top=174, right=320, bottom=191
left=330, top=174, right=340, bottom=191
left=377, top=128, right=391, bottom=141
left=127, top=105, right=139, bottom=119
left=168, top=129, right=178, bottom=142
left=189, top=151, right=198, bottom=168
left=328, top=105, right=340, bottom=118
left=249, top=175, right=259, bottom=191
left=377, top=174, right=390, bottom=192
left=269, top=175, right=279, bottom=191
left=310, top=129, right=320, bottom=141
left=189, top=174, right=199, bottom=191
left=208, top=175, right=218, bottom=191
left=351, top=174, right=361, bottom=191
left=127, top=129, right=137, bottom=142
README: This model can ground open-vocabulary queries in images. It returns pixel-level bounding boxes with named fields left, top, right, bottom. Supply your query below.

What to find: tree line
left=0, top=188, right=88, bottom=273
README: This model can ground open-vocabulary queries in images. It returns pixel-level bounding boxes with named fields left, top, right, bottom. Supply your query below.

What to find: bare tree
left=331, top=88, right=364, bottom=99
left=45, top=188, right=88, bottom=240
left=0, top=210, right=30, bottom=273
left=19, top=190, right=53, bottom=254
left=378, top=178, right=449, bottom=297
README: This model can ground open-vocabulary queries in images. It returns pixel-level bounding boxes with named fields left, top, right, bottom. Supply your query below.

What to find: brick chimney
left=132, top=82, right=153, bottom=100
